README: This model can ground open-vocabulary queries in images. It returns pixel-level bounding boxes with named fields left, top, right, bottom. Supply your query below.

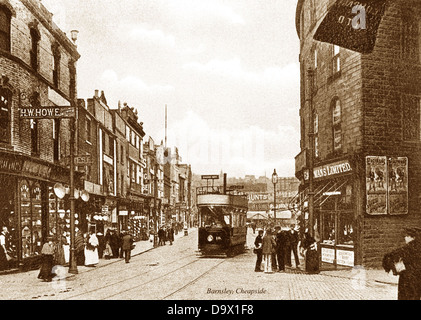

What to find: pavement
left=0, top=227, right=399, bottom=298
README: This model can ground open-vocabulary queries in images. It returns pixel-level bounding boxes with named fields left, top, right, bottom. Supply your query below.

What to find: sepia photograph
left=0, top=0, right=421, bottom=310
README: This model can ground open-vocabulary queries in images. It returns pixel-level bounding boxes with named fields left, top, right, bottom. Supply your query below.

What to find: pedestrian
left=158, top=226, right=165, bottom=246
left=271, top=228, right=278, bottom=271
left=275, top=226, right=287, bottom=272
left=284, top=226, right=292, bottom=267
left=84, top=230, right=99, bottom=267
left=289, top=225, right=300, bottom=269
left=254, top=229, right=264, bottom=272
left=54, top=233, right=66, bottom=266
left=121, top=230, right=134, bottom=263
left=300, top=229, right=319, bottom=274
left=75, top=229, right=85, bottom=266
left=167, top=225, right=175, bottom=245
left=382, top=227, right=421, bottom=300
left=0, top=226, right=10, bottom=271
left=262, top=229, right=276, bottom=273
left=119, top=230, right=124, bottom=259
left=97, top=232, right=104, bottom=259
left=38, top=236, right=55, bottom=282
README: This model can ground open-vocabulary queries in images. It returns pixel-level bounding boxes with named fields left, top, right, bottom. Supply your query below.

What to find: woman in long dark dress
left=38, top=237, right=55, bottom=282
left=301, top=230, right=319, bottom=274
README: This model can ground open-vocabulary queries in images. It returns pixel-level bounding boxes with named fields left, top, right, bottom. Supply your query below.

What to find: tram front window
left=200, top=207, right=229, bottom=228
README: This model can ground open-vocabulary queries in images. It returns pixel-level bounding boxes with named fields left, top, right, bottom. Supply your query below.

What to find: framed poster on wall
left=366, top=156, right=387, bottom=215
left=388, top=157, right=408, bottom=215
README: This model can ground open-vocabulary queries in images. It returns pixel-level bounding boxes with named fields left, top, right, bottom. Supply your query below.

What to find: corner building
left=0, top=0, right=80, bottom=269
left=295, top=0, right=421, bottom=267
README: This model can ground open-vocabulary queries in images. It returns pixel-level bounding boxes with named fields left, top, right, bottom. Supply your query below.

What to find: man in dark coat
left=158, top=226, right=165, bottom=246
left=254, top=229, right=264, bottom=272
left=167, top=225, right=175, bottom=245
left=121, top=231, right=134, bottom=263
left=383, top=227, right=421, bottom=300
left=109, top=229, right=120, bottom=258
left=289, top=225, right=300, bottom=268
left=276, top=227, right=288, bottom=272
left=75, top=230, right=85, bottom=266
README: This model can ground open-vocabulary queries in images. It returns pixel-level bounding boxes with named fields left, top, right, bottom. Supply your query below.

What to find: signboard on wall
left=321, top=247, right=335, bottom=264
left=366, top=156, right=408, bottom=215
left=366, top=156, right=387, bottom=215
left=388, top=157, right=408, bottom=215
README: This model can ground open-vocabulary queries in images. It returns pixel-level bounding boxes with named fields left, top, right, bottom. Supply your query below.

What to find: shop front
left=0, top=151, right=82, bottom=270
left=301, top=157, right=356, bottom=268
left=119, top=196, right=146, bottom=241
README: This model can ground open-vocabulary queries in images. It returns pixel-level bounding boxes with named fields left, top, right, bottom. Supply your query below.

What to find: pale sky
left=42, top=0, right=301, bottom=178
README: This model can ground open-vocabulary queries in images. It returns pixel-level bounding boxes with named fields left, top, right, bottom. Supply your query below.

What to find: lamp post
left=272, top=169, right=278, bottom=224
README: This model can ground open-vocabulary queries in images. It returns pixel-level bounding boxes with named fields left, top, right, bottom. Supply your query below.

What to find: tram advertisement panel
left=388, top=157, right=408, bottom=215
left=366, top=156, right=387, bottom=215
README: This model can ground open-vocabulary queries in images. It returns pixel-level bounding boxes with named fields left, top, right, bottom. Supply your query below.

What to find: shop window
left=0, top=5, right=11, bottom=52
left=332, top=98, right=342, bottom=152
left=0, top=88, right=11, bottom=144
left=338, top=213, right=354, bottom=245
left=30, top=28, right=40, bottom=70
left=20, top=180, right=42, bottom=258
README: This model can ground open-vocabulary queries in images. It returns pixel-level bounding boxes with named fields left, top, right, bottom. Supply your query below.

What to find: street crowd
left=253, top=224, right=318, bottom=274
left=252, top=224, right=421, bottom=300
left=37, top=228, right=134, bottom=282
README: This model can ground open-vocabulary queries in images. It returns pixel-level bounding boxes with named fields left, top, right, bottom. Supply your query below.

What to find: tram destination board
left=19, top=106, right=75, bottom=119
left=201, top=175, right=219, bottom=180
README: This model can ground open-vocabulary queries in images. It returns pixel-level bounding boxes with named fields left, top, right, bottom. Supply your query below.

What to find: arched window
left=332, top=98, right=342, bottom=152
left=0, top=88, right=11, bottom=143
left=0, top=5, right=11, bottom=52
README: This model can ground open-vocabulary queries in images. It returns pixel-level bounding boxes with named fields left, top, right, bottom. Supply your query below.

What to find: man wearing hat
left=382, top=226, right=421, bottom=300
left=254, top=229, right=264, bottom=272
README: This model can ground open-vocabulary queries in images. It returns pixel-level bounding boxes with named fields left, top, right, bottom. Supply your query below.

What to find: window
left=332, top=98, right=342, bottom=151
left=30, top=119, right=39, bottom=154
left=401, top=14, right=419, bottom=62
left=53, top=119, right=60, bottom=161
left=402, top=94, right=420, bottom=141
left=52, top=46, right=61, bottom=87
left=333, top=45, right=341, bottom=73
left=0, top=88, right=11, bottom=143
left=86, top=117, right=91, bottom=142
left=109, top=136, right=114, bottom=156
left=121, top=145, right=124, bottom=164
left=30, top=28, right=40, bottom=70
left=0, top=6, right=11, bottom=52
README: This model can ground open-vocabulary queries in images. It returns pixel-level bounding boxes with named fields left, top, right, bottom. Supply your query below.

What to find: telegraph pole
left=307, top=67, right=315, bottom=238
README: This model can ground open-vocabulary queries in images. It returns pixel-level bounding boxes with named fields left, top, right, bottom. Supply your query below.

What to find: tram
left=197, top=186, right=248, bottom=257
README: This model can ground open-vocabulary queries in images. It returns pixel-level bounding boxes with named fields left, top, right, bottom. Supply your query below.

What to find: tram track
left=60, top=250, right=198, bottom=300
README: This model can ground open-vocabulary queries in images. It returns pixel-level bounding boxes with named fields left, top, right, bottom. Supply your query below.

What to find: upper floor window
left=53, top=118, right=60, bottom=161
left=52, top=45, right=61, bottom=88
left=333, top=45, right=341, bottom=73
left=29, top=93, right=40, bottom=155
left=0, top=6, right=11, bottom=52
left=0, top=88, right=11, bottom=143
left=109, top=136, right=114, bottom=155
left=30, top=28, right=40, bottom=70
left=332, top=98, right=342, bottom=152
left=401, top=14, right=420, bottom=62
left=86, top=116, right=92, bottom=142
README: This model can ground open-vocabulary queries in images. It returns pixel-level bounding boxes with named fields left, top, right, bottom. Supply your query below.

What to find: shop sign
left=313, top=160, right=352, bottom=180
left=74, top=154, right=92, bottom=166
left=0, top=155, right=24, bottom=173
left=201, top=175, right=219, bottom=180
left=321, top=247, right=335, bottom=264
left=19, top=106, right=75, bottom=119
left=119, top=210, right=128, bottom=216
left=247, top=193, right=269, bottom=202
left=337, top=249, right=354, bottom=267
left=22, top=160, right=51, bottom=180
left=313, top=0, right=387, bottom=54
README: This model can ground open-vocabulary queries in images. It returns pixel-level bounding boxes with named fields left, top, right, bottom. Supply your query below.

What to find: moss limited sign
left=304, top=160, right=352, bottom=181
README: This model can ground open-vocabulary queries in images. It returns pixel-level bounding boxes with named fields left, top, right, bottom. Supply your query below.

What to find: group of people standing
left=158, top=225, right=175, bottom=246
left=254, top=225, right=318, bottom=274
left=38, top=228, right=134, bottom=282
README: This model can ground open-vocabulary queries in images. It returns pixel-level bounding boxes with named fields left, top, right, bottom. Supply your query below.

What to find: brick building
left=0, top=0, right=80, bottom=269
left=295, top=0, right=421, bottom=267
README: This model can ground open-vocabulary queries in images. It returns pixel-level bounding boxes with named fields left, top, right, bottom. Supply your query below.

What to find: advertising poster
left=388, top=157, right=408, bottom=215
left=366, top=156, right=387, bottom=215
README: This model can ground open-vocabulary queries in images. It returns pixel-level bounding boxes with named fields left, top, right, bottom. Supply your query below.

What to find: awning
left=296, top=179, right=350, bottom=209
left=247, top=211, right=268, bottom=220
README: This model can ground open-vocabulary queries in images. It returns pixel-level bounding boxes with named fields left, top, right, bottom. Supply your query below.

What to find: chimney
left=94, top=90, right=99, bottom=98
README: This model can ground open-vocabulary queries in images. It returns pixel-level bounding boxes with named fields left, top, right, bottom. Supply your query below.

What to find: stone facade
left=295, top=0, right=421, bottom=267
